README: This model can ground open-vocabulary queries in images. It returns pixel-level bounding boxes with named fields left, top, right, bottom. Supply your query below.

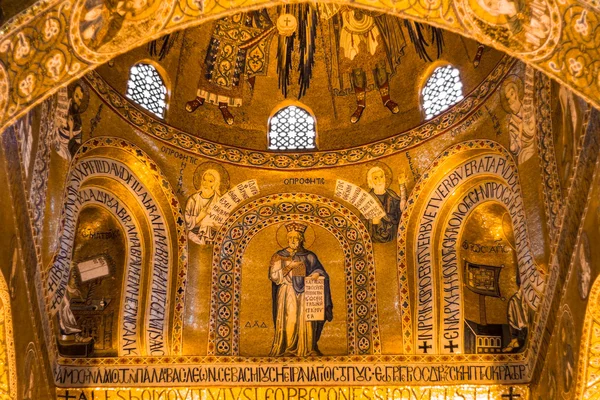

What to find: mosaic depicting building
left=0, top=0, right=599, bottom=398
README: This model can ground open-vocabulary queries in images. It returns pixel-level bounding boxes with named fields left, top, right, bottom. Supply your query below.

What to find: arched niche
left=398, top=140, right=545, bottom=355
left=208, top=193, right=380, bottom=357
left=62, top=204, right=127, bottom=357
left=46, top=137, right=188, bottom=359
left=457, top=201, right=521, bottom=355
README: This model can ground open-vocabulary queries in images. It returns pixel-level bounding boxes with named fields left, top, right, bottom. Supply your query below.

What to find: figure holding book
left=269, top=222, right=333, bottom=357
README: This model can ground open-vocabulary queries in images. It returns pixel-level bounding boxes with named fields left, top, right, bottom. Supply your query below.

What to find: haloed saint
left=268, top=222, right=333, bottom=357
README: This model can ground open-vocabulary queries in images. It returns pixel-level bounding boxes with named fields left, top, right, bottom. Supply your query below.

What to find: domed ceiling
left=1, top=2, right=599, bottom=399
left=95, top=5, right=505, bottom=151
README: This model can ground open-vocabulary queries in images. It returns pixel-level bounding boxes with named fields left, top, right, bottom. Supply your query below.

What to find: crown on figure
left=285, top=222, right=308, bottom=234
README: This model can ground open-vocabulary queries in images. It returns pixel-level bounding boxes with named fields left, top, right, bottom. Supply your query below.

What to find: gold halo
left=276, top=222, right=316, bottom=249
left=362, top=161, right=394, bottom=190
left=192, top=162, right=230, bottom=193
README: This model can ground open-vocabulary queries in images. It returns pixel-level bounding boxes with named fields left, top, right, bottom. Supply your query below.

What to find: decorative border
left=29, top=98, right=53, bottom=239
left=207, top=193, right=381, bottom=356
left=51, top=137, right=188, bottom=357
left=396, top=140, right=528, bottom=354
left=83, top=57, right=515, bottom=170
left=534, top=71, right=562, bottom=238
left=530, top=109, right=600, bottom=382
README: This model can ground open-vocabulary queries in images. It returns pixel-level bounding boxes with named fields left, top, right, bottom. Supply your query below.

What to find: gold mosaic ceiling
left=96, top=10, right=504, bottom=151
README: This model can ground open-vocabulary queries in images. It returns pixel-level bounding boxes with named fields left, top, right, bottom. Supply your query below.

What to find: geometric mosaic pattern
left=422, top=65, right=463, bottom=120
left=269, top=106, right=316, bottom=151
left=126, top=64, right=167, bottom=118
left=208, top=193, right=380, bottom=356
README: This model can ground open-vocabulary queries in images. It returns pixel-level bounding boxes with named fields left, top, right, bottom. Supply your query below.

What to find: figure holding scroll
left=366, top=166, right=407, bottom=243
left=185, top=169, right=223, bottom=245
left=269, top=222, right=333, bottom=357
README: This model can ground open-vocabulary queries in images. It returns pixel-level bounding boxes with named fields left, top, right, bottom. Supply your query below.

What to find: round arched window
left=126, top=63, right=168, bottom=118
left=422, top=65, right=464, bottom=120
left=268, top=105, right=316, bottom=151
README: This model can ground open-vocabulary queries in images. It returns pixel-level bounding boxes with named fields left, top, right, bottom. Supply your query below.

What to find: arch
left=0, top=269, right=17, bottom=398
left=74, top=188, right=145, bottom=356
left=575, top=275, right=600, bottom=399
left=397, top=140, right=545, bottom=354
left=45, top=137, right=188, bottom=357
left=437, top=186, right=522, bottom=355
left=0, top=0, right=597, bottom=133
left=208, top=193, right=380, bottom=356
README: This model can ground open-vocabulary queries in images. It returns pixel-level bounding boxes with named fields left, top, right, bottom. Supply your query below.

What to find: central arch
left=208, top=193, right=380, bottom=356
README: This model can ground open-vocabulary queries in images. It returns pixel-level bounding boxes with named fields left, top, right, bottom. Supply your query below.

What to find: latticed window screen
left=422, top=65, right=464, bottom=120
left=126, top=63, right=167, bottom=118
left=268, top=105, right=316, bottom=150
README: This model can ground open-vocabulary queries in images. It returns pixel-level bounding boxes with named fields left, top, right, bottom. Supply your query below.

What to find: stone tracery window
left=126, top=63, right=167, bottom=118
left=422, top=65, right=464, bottom=120
left=268, top=105, right=316, bottom=151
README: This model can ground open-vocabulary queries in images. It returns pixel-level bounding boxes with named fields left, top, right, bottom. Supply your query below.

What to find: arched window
left=126, top=63, right=167, bottom=118
left=268, top=104, right=316, bottom=151
left=422, top=65, right=463, bottom=120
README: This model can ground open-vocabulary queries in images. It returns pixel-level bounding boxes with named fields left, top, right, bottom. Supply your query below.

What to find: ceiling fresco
left=0, top=2, right=598, bottom=400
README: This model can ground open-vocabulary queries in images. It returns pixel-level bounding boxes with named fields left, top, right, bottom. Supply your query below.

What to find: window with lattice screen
left=268, top=105, right=316, bottom=151
left=126, top=63, right=167, bottom=118
left=422, top=65, right=464, bottom=120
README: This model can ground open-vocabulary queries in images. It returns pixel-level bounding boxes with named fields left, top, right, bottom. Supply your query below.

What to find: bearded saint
left=269, top=222, right=333, bottom=357
left=366, top=166, right=407, bottom=243
left=184, top=169, right=222, bottom=245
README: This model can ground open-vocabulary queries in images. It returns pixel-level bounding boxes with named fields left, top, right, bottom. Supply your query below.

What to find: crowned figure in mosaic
left=269, top=222, right=333, bottom=357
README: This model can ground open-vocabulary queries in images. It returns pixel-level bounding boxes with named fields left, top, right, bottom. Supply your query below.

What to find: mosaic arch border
left=396, top=139, right=543, bottom=356
left=207, top=193, right=381, bottom=357
left=74, top=187, right=146, bottom=356
left=84, top=56, right=513, bottom=170
left=46, top=137, right=189, bottom=360
left=0, top=0, right=598, bottom=136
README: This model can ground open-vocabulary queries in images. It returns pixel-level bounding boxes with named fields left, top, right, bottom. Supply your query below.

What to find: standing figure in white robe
left=269, top=222, right=333, bottom=357
left=185, top=169, right=222, bottom=245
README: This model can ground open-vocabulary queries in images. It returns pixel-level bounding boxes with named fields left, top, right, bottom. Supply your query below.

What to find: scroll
left=334, top=179, right=386, bottom=220
left=206, top=179, right=260, bottom=225
left=305, top=277, right=325, bottom=321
